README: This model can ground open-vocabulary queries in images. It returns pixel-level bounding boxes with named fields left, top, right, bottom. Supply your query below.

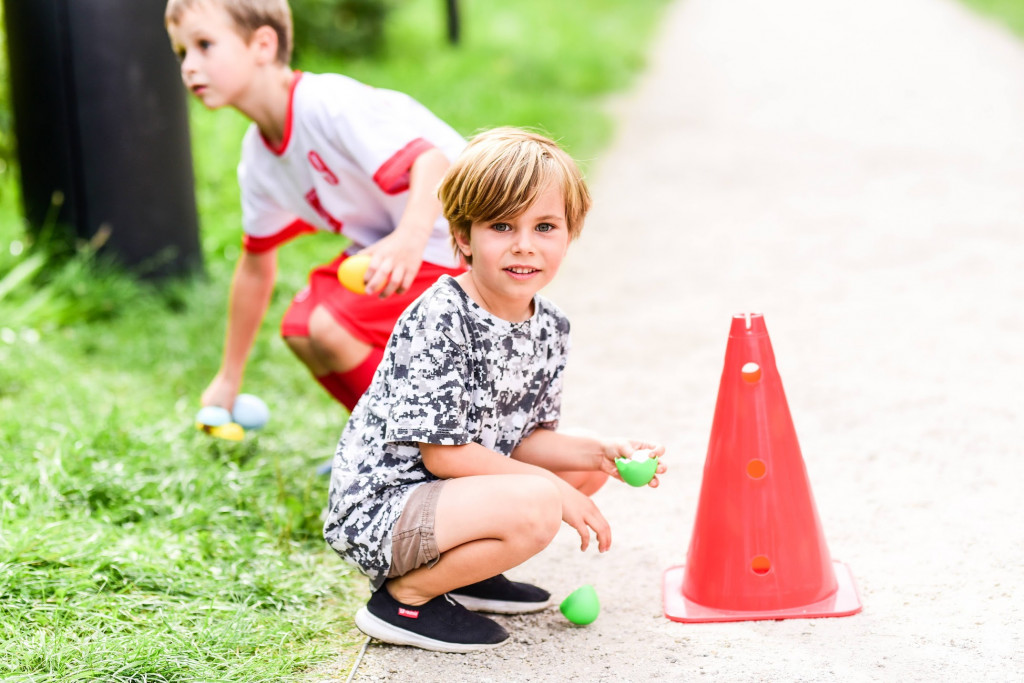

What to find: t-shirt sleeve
left=238, top=143, right=314, bottom=252
left=384, top=328, right=472, bottom=445
left=324, top=85, right=454, bottom=195
left=524, top=327, right=570, bottom=436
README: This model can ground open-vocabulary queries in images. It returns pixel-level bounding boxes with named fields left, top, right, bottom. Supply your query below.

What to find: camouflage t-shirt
left=323, top=275, right=570, bottom=587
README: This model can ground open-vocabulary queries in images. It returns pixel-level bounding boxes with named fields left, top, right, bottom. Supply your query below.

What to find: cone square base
left=663, top=560, right=862, bottom=623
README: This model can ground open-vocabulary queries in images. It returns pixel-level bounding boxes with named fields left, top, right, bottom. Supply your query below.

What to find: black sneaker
left=449, top=574, right=551, bottom=614
left=355, top=585, right=508, bottom=653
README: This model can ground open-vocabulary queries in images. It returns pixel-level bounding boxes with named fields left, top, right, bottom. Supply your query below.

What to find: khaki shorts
left=387, top=480, right=446, bottom=579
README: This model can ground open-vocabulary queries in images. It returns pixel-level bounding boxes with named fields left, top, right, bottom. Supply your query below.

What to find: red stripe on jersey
left=373, top=137, right=436, bottom=195
left=243, top=218, right=317, bottom=253
left=260, top=71, right=304, bottom=156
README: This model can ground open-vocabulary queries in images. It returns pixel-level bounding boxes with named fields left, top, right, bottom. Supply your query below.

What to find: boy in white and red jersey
left=165, top=0, right=467, bottom=412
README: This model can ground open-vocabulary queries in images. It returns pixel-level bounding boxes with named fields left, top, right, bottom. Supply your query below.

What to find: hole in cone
left=751, top=556, right=771, bottom=575
left=746, top=459, right=767, bottom=479
left=741, top=362, right=761, bottom=383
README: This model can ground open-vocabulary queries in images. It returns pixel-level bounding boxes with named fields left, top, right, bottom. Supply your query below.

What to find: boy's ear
left=250, top=25, right=279, bottom=64
left=453, top=230, right=472, bottom=258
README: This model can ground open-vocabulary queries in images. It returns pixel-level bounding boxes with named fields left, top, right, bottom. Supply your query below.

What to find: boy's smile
left=506, top=265, right=540, bottom=280
left=455, top=184, right=570, bottom=322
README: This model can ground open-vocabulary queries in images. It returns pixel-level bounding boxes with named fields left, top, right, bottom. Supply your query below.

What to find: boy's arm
left=420, top=442, right=612, bottom=552
left=421, top=441, right=563, bottom=482
left=363, top=148, right=451, bottom=297
left=511, top=428, right=667, bottom=487
left=201, top=249, right=277, bottom=408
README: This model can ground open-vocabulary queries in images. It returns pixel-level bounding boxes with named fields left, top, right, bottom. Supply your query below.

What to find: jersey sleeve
left=237, top=135, right=315, bottom=253
left=384, top=327, right=472, bottom=445
left=322, top=83, right=460, bottom=196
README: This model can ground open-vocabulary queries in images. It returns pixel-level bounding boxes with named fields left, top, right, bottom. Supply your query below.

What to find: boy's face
left=167, top=4, right=260, bottom=110
left=455, top=184, right=571, bottom=321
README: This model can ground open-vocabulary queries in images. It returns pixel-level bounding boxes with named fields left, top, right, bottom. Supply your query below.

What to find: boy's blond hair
left=165, top=0, right=293, bottom=65
left=439, top=128, right=591, bottom=265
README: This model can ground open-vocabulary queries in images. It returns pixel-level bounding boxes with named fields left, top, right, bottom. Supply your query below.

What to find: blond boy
left=324, top=128, right=666, bottom=652
left=165, top=0, right=466, bottom=413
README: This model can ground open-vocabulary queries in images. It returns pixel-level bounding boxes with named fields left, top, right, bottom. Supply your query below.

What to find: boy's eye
left=198, top=39, right=212, bottom=50
left=491, top=223, right=511, bottom=232
left=536, top=223, right=555, bottom=233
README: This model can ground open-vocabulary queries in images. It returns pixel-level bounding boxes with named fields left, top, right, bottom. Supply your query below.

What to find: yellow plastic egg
left=208, top=422, right=245, bottom=441
left=337, top=254, right=372, bottom=294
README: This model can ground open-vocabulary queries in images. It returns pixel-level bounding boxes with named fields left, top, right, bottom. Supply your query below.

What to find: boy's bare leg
left=387, top=474, right=561, bottom=606
left=557, top=470, right=610, bottom=497
left=284, top=305, right=373, bottom=374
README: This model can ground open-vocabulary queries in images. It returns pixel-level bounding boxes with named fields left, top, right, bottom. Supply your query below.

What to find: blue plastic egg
left=195, top=405, right=232, bottom=428
left=232, top=393, right=269, bottom=430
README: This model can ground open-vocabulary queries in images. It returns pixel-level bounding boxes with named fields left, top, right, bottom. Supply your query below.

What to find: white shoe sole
left=448, top=594, right=552, bottom=614
left=354, top=608, right=508, bottom=653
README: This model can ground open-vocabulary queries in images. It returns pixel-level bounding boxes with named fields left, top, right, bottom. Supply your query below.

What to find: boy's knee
left=573, top=470, right=610, bottom=497
left=283, top=334, right=307, bottom=355
left=513, top=477, right=561, bottom=549
left=282, top=334, right=327, bottom=375
left=306, top=319, right=335, bottom=358
left=307, top=309, right=371, bottom=369
left=304, top=318, right=348, bottom=369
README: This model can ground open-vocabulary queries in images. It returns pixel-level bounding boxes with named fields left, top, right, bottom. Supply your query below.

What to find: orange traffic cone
left=663, top=313, right=861, bottom=623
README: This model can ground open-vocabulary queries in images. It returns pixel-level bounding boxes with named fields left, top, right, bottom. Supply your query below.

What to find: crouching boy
left=323, top=128, right=666, bottom=652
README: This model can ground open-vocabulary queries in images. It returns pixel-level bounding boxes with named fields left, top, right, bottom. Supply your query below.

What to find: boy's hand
left=360, top=229, right=427, bottom=298
left=601, top=438, right=667, bottom=488
left=201, top=372, right=240, bottom=412
left=559, top=482, right=612, bottom=553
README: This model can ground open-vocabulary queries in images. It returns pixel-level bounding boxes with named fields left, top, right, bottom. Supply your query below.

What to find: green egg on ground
left=560, top=584, right=600, bottom=625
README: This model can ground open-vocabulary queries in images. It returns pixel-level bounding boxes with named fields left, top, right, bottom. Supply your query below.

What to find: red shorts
left=280, top=253, right=466, bottom=347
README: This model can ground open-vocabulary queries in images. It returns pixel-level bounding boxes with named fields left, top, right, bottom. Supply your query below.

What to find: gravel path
left=318, top=0, right=1024, bottom=679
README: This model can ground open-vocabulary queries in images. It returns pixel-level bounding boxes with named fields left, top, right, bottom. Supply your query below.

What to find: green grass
left=0, top=0, right=670, bottom=679
left=0, top=228, right=367, bottom=681
left=960, top=0, right=1024, bottom=36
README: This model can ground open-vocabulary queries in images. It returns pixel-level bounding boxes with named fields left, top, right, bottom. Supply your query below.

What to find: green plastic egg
left=560, top=584, right=600, bottom=625
left=615, top=454, right=658, bottom=487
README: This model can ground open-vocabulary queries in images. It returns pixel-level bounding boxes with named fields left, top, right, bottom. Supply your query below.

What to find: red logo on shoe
left=397, top=608, right=419, bottom=619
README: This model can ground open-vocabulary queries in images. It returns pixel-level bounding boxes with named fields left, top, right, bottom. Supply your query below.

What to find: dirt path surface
left=328, top=0, right=1024, bottom=679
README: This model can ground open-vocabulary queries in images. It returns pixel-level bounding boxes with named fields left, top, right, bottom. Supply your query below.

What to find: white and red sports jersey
left=237, top=72, right=466, bottom=267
